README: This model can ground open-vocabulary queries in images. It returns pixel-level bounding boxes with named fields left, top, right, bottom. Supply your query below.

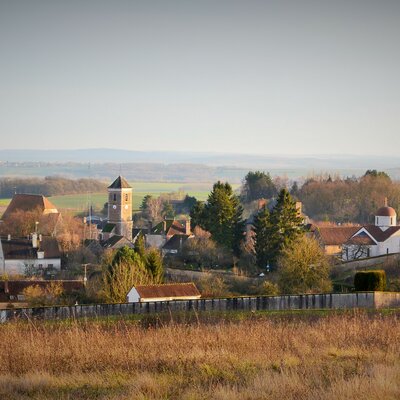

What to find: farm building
left=126, top=282, right=201, bottom=303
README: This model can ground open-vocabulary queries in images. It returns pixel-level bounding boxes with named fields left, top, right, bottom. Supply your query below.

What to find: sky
left=0, top=0, right=399, bottom=156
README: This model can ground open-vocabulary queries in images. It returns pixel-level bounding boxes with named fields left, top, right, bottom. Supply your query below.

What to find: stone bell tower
left=107, top=176, right=133, bottom=240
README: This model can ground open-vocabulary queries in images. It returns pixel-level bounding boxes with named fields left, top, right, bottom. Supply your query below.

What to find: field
left=0, top=311, right=399, bottom=399
left=0, top=182, right=238, bottom=214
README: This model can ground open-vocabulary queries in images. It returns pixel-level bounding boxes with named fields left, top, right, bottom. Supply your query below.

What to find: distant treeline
left=0, top=177, right=106, bottom=198
left=296, top=171, right=400, bottom=224
left=242, top=170, right=400, bottom=224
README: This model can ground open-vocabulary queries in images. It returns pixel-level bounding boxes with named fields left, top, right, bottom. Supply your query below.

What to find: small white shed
left=126, top=283, right=201, bottom=303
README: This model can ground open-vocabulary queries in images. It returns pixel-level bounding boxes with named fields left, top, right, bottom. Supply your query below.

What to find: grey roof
left=108, top=176, right=131, bottom=189
left=101, top=235, right=134, bottom=249
left=162, top=234, right=189, bottom=250
left=0, top=236, right=61, bottom=260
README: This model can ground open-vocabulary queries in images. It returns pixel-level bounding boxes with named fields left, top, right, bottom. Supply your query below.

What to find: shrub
left=354, top=270, right=386, bottom=291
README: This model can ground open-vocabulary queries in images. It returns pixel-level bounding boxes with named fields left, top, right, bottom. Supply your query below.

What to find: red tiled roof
left=346, top=235, right=376, bottom=246
left=363, top=225, right=400, bottom=242
left=376, top=206, right=396, bottom=217
left=134, top=283, right=201, bottom=299
left=316, top=226, right=360, bottom=246
left=3, top=194, right=58, bottom=218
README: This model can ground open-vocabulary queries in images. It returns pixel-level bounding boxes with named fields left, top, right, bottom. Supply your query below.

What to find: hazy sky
left=1, top=0, right=399, bottom=155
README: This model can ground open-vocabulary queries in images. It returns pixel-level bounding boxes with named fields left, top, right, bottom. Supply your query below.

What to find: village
left=0, top=172, right=399, bottom=313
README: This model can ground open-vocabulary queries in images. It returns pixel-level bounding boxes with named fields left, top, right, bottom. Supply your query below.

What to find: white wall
left=4, top=258, right=61, bottom=276
left=126, top=287, right=140, bottom=303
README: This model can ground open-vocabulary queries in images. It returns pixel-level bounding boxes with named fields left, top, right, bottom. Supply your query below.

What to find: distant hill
left=0, top=149, right=399, bottom=182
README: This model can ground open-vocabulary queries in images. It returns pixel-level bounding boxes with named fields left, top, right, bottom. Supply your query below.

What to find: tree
left=364, top=170, right=391, bottom=181
left=190, top=200, right=206, bottom=230
left=241, top=171, right=277, bottom=203
left=278, top=236, right=332, bottom=294
left=253, top=206, right=274, bottom=269
left=181, top=226, right=219, bottom=268
left=162, top=201, right=175, bottom=218
left=253, top=189, right=303, bottom=268
left=133, top=233, right=146, bottom=259
left=145, top=249, right=163, bottom=283
left=102, top=256, right=153, bottom=303
left=201, top=181, right=245, bottom=256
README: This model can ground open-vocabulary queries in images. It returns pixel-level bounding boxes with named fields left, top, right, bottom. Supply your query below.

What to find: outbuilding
left=126, top=282, right=201, bottom=303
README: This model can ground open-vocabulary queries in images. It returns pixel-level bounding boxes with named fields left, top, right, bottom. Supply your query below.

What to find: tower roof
left=108, top=176, right=131, bottom=189
left=376, top=206, right=396, bottom=217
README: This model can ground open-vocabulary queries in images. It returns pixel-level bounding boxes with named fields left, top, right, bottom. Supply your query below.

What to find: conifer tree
left=203, top=181, right=245, bottom=255
left=145, top=249, right=163, bottom=283
left=253, top=189, right=303, bottom=268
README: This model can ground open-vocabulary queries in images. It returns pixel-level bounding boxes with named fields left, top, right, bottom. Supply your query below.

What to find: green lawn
left=0, top=182, right=234, bottom=214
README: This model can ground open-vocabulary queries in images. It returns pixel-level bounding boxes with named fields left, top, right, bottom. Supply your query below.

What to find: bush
left=354, top=270, right=386, bottom=291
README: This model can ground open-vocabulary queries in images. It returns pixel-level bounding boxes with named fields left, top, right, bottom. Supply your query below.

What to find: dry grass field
left=0, top=311, right=399, bottom=399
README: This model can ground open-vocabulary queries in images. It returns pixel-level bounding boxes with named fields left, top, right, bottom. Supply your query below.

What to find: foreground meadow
left=1, top=312, right=399, bottom=399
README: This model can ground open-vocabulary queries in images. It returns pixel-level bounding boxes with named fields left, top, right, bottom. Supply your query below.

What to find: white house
left=342, top=202, right=400, bottom=260
left=0, top=234, right=61, bottom=275
left=126, top=283, right=201, bottom=303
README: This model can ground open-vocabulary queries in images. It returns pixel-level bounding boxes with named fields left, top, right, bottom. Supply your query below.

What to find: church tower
left=107, top=176, right=133, bottom=240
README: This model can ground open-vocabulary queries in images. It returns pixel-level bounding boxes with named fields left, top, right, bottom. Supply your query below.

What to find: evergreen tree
left=203, top=181, right=245, bottom=255
left=134, top=233, right=146, bottom=259
left=253, top=206, right=274, bottom=268
left=241, top=171, right=277, bottom=203
left=253, top=189, right=303, bottom=268
left=190, top=200, right=206, bottom=231
left=145, top=249, right=164, bottom=283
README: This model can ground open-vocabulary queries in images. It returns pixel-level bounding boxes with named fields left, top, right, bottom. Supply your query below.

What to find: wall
left=339, top=253, right=400, bottom=270
left=2, top=292, right=400, bottom=323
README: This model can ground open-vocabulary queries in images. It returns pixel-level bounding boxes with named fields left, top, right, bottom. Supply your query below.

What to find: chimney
left=32, top=233, right=38, bottom=249
left=163, top=219, right=167, bottom=232
left=7, top=234, right=11, bottom=241
left=39, top=234, right=42, bottom=242
left=185, top=218, right=191, bottom=235
left=4, top=280, right=9, bottom=294
left=384, top=197, right=388, bottom=207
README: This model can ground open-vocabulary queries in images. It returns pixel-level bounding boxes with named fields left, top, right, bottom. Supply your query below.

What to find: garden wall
left=1, top=292, right=400, bottom=323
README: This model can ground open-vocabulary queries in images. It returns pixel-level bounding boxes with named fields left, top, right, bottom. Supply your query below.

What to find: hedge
left=354, top=270, right=386, bottom=291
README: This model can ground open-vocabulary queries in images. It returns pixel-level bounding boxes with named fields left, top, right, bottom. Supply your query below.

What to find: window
left=125, top=194, right=128, bottom=201
left=113, top=194, right=117, bottom=202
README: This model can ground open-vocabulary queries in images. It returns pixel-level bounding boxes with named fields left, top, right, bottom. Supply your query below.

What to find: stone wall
left=1, top=292, right=399, bottom=323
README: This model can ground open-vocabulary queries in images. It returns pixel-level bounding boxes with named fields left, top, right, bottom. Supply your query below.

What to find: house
left=126, top=282, right=201, bottom=303
left=162, top=234, right=190, bottom=255
left=343, top=204, right=400, bottom=260
left=314, top=200, right=400, bottom=261
left=146, top=218, right=191, bottom=249
left=315, top=226, right=360, bottom=256
left=0, top=280, right=84, bottom=302
left=2, top=194, right=62, bottom=236
left=0, top=234, right=61, bottom=275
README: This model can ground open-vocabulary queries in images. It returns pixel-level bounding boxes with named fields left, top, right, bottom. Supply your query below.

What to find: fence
left=1, top=292, right=400, bottom=323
